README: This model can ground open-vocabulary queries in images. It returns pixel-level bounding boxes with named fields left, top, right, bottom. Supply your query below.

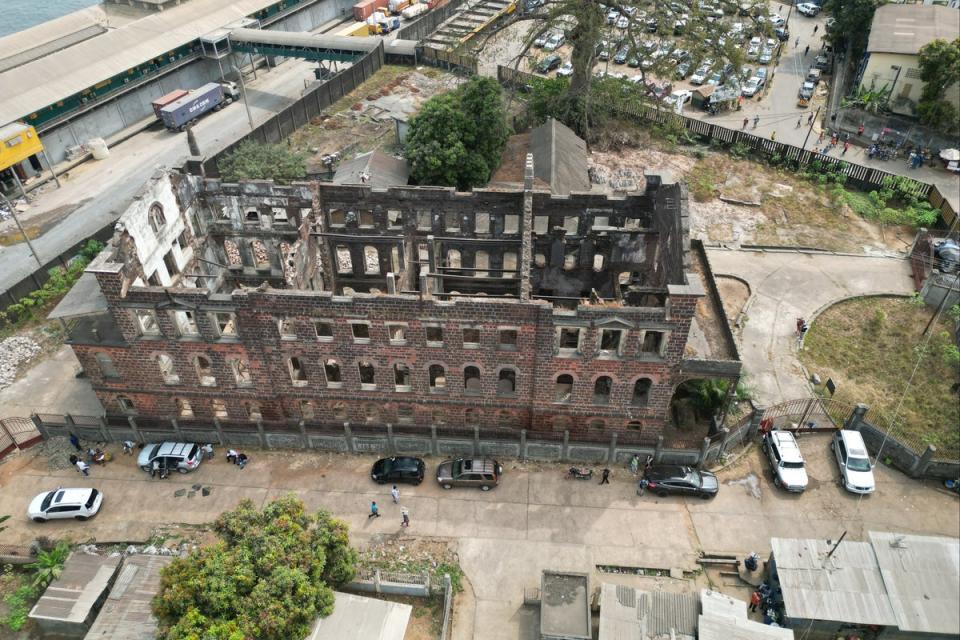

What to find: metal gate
left=761, top=398, right=854, bottom=431
left=0, top=417, right=42, bottom=460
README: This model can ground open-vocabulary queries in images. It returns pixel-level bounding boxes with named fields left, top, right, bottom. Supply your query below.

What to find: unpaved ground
left=588, top=145, right=915, bottom=254
left=287, top=66, right=461, bottom=172
left=715, top=276, right=750, bottom=327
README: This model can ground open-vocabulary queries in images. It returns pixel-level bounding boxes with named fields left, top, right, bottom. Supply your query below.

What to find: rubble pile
left=36, top=436, right=82, bottom=471
left=0, top=336, right=42, bottom=388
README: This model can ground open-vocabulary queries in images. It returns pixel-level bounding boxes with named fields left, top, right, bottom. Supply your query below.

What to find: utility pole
left=229, top=66, right=256, bottom=132
left=800, top=106, right=822, bottom=152
left=0, top=191, right=45, bottom=286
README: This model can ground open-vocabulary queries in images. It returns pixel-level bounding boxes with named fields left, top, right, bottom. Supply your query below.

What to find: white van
left=831, top=430, right=876, bottom=494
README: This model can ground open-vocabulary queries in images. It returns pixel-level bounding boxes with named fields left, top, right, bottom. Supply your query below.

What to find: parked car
left=644, top=465, right=719, bottom=499
left=798, top=81, right=816, bottom=100
left=598, top=40, right=612, bottom=60
left=706, top=70, right=723, bottom=85
left=663, top=89, right=693, bottom=109
left=28, top=488, right=102, bottom=522
left=796, top=2, right=820, bottom=16
left=556, top=61, right=574, bottom=77
left=741, top=76, right=764, bottom=97
left=758, top=48, right=773, bottom=64
left=536, top=54, right=563, bottom=74
left=675, top=61, right=693, bottom=78
left=371, top=456, right=425, bottom=485
left=534, top=31, right=550, bottom=47
left=137, top=442, right=203, bottom=474
left=775, top=26, right=790, bottom=42
left=813, top=54, right=831, bottom=70
left=831, top=430, right=876, bottom=494
left=614, top=46, right=630, bottom=64
left=607, top=8, right=619, bottom=24
left=769, top=13, right=786, bottom=26
left=543, top=32, right=565, bottom=51
left=763, top=430, right=808, bottom=492
left=755, top=66, right=768, bottom=81
left=690, top=63, right=713, bottom=84
left=436, top=458, right=502, bottom=490
left=616, top=14, right=630, bottom=29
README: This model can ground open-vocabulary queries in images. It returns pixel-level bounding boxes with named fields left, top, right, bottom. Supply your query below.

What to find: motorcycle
left=566, top=466, right=593, bottom=480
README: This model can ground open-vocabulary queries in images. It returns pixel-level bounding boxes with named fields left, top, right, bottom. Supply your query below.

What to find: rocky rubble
left=36, top=436, right=85, bottom=471
left=0, top=336, right=41, bottom=388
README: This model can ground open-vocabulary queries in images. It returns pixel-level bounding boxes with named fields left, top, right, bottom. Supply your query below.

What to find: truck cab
left=220, top=81, right=240, bottom=101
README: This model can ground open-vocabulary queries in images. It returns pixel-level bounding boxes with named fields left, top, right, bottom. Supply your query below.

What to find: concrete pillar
left=170, top=418, right=183, bottom=441
left=127, top=416, right=142, bottom=443
left=748, top=404, right=767, bottom=439
left=519, top=154, right=534, bottom=300
left=520, top=429, right=527, bottom=461
left=387, top=424, right=396, bottom=454
left=430, top=425, right=439, bottom=456
left=29, top=414, right=47, bottom=440
left=911, top=445, right=937, bottom=478
left=845, top=403, right=869, bottom=431
left=97, top=416, right=110, bottom=442
left=255, top=419, right=266, bottom=448
left=608, top=432, right=618, bottom=464
left=345, top=424, right=355, bottom=454
left=654, top=435, right=664, bottom=463
left=473, top=426, right=480, bottom=456
left=697, top=437, right=711, bottom=469
left=562, top=430, right=570, bottom=461
left=212, top=418, right=225, bottom=445
left=385, top=273, right=397, bottom=295
left=717, top=427, right=732, bottom=458
left=299, top=420, right=308, bottom=448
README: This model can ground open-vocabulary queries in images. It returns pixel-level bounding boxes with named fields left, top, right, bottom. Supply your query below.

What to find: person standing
left=390, top=485, right=400, bottom=504
left=842, top=140, right=850, bottom=155
left=794, top=37, right=800, bottom=48
left=69, top=433, right=82, bottom=452
left=804, top=44, right=809, bottom=56
left=368, top=501, right=380, bottom=518
left=401, top=507, right=410, bottom=528
left=770, top=131, right=776, bottom=141
left=750, top=590, right=761, bottom=612
left=857, top=123, right=865, bottom=136
left=807, top=113, right=814, bottom=125
left=796, top=117, right=802, bottom=128
left=629, top=454, right=640, bottom=476
left=742, top=116, right=749, bottom=130
left=600, top=468, right=611, bottom=485
left=753, top=115, right=759, bottom=129
left=76, top=459, right=90, bottom=477
left=813, top=24, right=818, bottom=34
left=122, top=440, right=135, bottom=455
left=226, top=449, right=238, bottom=464
left=236, top=453, right=248, bottom=469
left=202, top=443, right=214, bottom=460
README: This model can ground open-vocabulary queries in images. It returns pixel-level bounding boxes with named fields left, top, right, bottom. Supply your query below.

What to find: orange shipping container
left=353, top=0, right=388, bottom=20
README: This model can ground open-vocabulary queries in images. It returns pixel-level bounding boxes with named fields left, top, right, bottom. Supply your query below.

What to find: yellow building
left=859, top=5, right=960, bottom=117
left=0, top=122, right=44, bottom=175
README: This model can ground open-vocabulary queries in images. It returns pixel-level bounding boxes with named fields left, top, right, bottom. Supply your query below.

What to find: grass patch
left=800, top=296, right=960, bottom=456
left=688, top=157, right=721, bottom=202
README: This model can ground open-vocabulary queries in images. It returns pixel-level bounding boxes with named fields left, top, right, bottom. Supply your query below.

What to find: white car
left=758, top=48, right=773, bottom=64
left=29, top=488, right=103, bottom=522
left=615, top=14, right=630, bottom=28
left=556, top=61, right=574, bottom=77
left=543, top=32, right=565, bottom=51
left=741, top=76, right=763, bottom=97
left=534, top=32, right=550, bottom=47
left=769, top=13, right=786, bottom=26
left=764, top=430, right=809, bottom=492
left=690, top=64, right=712, bottom=85
left=832, top=430, right=876, bottom=494
left=137, top=442, right=203, bottom=474
left=663, top=89, right=692, bottom=110
left=796, top=2, right=820, bottom=16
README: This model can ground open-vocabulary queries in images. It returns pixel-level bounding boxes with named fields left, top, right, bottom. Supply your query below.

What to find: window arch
left=336, top=245, right=353, bottom=274
left=300, top=400, right=316, bottom=420
left=588, top=418, right=606, bottom=431
left=324, top=359, right=342, bottom=386
left=626, top=420, right=643, bottom=431
left=147, top=203, right=166, bottom=233
left=364, top=403, right=380, bottom=423
left=175, top=398, right=194, bottom=418
left=429, top=364, right=446, bottom=390
left=251, top=240, right=270, bottom=269
left=632, top=378, right=652, bottom=407
left=497, top=368, right=517, bottom=396
left=358, top=361, right=376, bottom=388
left=194, top=355, right=216, bottom=387
left=332, top=402, right=348, bottom=421
left=593, top=376, right=612, bottom=405
left=432, top=409, right=447, bottom=426
left=552, top=415, right=573, bottom=430
left=288, top=357, right=307, bottom=386
left=211, top=399, right=229, bottom=418
left=447, top=249, right=462, bottom=270
left=244, top=401, right=262, bottom=421
left=156, top=353, right=178, bottom=384
left=224, top=239, right=242, bottom=267
left=95, top=353, right=119, bottom=379
left=464, top=366, right=481, bottom=394
left=555, top=374, right=574, bottom=403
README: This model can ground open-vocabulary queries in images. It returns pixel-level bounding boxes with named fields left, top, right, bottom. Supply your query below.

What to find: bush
left=219, top=140, right=307, bottom=184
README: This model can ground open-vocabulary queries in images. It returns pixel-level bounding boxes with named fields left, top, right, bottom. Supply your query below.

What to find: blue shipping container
left=160, top=82, right=225, bottom=130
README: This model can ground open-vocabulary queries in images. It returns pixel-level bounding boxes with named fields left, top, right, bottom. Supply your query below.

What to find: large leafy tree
left=219, top=140, right=308, bottom=184
left=153, top=495, right=357, bottom=640
left=486, top=0, right=758, bottom=135
left=406, top=76, right=509, bottom=189
left=916, top=38, right=960, bottom=133
left=822, top=0, right=882, bottom=57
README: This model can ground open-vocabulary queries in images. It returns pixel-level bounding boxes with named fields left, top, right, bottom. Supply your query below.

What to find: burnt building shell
left=66, top=162, right=739, bottom=440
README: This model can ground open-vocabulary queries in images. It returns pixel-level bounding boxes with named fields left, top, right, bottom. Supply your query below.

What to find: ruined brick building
left=61, top=158, right=739, bottom=442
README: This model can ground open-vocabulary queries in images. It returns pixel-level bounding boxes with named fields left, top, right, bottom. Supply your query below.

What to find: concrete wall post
left=212, top=418, right=225, bottom=445
left=255, top=419, right=266, bottom=448
left=562, top=430, right=570, bottom=461
left=298, top=420, right=308, bottom=448
left=654, top=435, right=664, bottom=463
left=716, top=427, right=731, bottom=458
left=748, top=404, right=766, bottom=441
left=473, top=426, right=480, bottom=456
left=911, top=445, right=938, bottom=478
left=344, top=424, right=355, bottom=454
left=31, top=414, right=48, bottom=439
left=608, top=432, right=618, bottom=464
left=845, top=403, right=869, bottom=431
left=697, top=437, right=711, bottom=468
left=96, top=415, right=110, bottom=442
left=387, top=424, right=396, bottom=454
left=430, top=425, right=438, bottom=456
left=520, top=429, right=527, bottom=461
left=127, top=416, right=142, bottom=443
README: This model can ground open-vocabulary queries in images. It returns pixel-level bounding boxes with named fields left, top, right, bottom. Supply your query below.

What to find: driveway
left=1, top=435, right=956, bottom=640
left=706, top=248, right=915, bottom=405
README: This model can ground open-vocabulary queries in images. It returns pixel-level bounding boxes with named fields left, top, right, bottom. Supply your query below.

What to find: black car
left=371, top=456, right=425, bottom=485
left=644, top=465, right=719, bottom=499
left=536, top=55, right=562, bottom=74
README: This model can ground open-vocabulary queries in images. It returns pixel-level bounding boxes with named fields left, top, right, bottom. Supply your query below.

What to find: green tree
left=823, top=0, right=882, bottom=57
left=153, top=495, right=357, bottom=640
left=406, top=77, right=509, bottom=189
left=219, top=140, right=308, bottom=184
left=28, top=542, right=70, bottom=589
left=916, top=38, right=960, bottom=133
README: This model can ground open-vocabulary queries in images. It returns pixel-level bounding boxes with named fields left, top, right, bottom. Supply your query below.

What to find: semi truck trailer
left=159, top=82, right=240, bottom=132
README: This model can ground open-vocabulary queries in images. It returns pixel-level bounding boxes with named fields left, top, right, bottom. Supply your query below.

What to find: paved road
left=0, top=437, right=956, bottom=639
left=706, top=248, right=916, bottom=404
left=0, top=53, right=342, bottom=294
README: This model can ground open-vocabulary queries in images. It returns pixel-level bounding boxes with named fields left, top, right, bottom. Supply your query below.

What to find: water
left=0, top=0, right=102, bottom=38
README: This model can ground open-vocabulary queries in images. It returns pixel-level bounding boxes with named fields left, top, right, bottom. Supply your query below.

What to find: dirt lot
left=287, top=65, right=461, bottom=173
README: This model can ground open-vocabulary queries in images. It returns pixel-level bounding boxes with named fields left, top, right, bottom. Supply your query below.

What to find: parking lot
left=1, top=432, right=957, bottom=639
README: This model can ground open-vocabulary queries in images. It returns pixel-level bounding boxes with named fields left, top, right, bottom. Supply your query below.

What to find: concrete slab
left=0, top=345, right=100, bottom=417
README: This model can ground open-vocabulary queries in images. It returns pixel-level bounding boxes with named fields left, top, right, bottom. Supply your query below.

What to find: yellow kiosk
left=0, top=122, right=60, bottom=200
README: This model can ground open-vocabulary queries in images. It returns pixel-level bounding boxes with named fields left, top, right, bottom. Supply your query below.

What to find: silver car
left=137, top=442, right=203, bottom=473
left=436, top=458, right=502, bottom=491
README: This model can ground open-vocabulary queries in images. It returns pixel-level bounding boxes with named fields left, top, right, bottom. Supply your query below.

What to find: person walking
left=368, top=501, right=380, bottom=518
left=807, top=113, right=814, bottom=126
left=600, top=468, right=611, bottom=485
left=857, top=123, right=865, bottom=136
left=750, top=590, right=762, bottom=613
left=804, top=44, right=809, bottom=56
left=842, top=140, right=850, bottom=155
left=796, top=117, right=802, bottom=128
left=794, top=37, right=800, bottom=48
left=742, top=116, right=749, bottom=130
left=76, top=459, right=90, bottom=477
left=770, top=131, right=776, bottom=141
left=69, top=433, right=82, bottom=452
left=753, top=115, right=759, bottom=129
left=629, top=454, right=640, bottom=476
left=401, top=506, right=410, bottom=528
left=390, top=485, right=400, bottom=504
left=817, top=130, right=824, bottom=143
left=813, top=24, right=818, bottom=34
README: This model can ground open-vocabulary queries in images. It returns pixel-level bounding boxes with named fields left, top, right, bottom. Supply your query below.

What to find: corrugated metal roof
left=771, top=537, right=898, bottom=627
left=28, top=553, right=122, bottom=624
left=697, top=615, right=794, bottom=640
left=0, top=0, right=301, bottom=127
left=869, top=531, right=960, bottom=635
left=334, top=151, right=409, bottom=188
left=229, top=27, right=380, bottom=53
left=84, top=555, right=174, bottom=640
left=307, top=592, right=411, bottom=640
left=598, top=583, right=697, bottom=640
left=866, top=5, right=960, bottom=55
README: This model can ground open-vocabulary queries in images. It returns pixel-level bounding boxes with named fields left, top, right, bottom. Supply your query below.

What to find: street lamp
left=228, top=65, right=256, bottom=132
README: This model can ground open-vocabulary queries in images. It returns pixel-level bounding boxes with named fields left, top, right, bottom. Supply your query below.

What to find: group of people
left=368, top=486, right=410, bottom=528
left=225, top=449, right=249, bottom=469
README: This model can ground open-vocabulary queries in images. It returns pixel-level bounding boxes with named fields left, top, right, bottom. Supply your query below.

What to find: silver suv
left=137, top=442, right=203, bottom=474
left=436, top=458, right=502, bottom=491
left=763, top=430, right=808, bottom=492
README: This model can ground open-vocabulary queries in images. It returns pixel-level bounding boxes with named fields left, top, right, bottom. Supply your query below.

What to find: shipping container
left=160, top=83, right=226, bottom=131
left=151, top=90, right=189, bottom=120
left=353, top=0, right=389, bottom=20
left=388, top=0, right=410, bottom=13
